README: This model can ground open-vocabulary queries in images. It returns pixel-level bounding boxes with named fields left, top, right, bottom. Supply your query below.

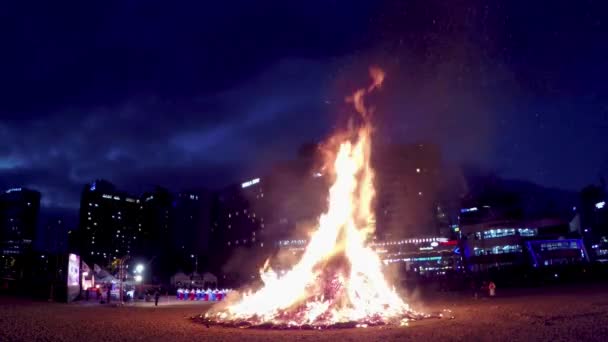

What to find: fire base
left=192, top=311, right=449, bottom=330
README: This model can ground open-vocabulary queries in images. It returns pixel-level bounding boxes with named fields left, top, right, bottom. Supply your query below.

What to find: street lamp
left=190, top=254, right=198, bottom=274
left=134, top=275, right=143, bottom=282
left=135, top=264, right=144, bottom=273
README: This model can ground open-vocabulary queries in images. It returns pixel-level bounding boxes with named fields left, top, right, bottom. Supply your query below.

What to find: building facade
left=78, top=180, right=139, bottom=265
left=0, top=187, right=41, bottom=281
left=460, top=205, right=587, bottom=271
left=373, top=143, right=443, bottom=240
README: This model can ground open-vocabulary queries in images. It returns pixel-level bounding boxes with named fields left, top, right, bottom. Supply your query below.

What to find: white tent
left=170, top=272, right=191, bottom=286
left=202, top=272, right=218, bottom=284
left=170, top=272, right=218, bottom=287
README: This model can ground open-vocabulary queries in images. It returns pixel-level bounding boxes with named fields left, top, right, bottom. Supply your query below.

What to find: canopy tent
left=202, top=272, right=218, bottom=283
left=170, top=272, right=218, bottom=287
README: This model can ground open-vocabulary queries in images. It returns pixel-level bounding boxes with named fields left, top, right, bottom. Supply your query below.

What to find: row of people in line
left=176, top=288, right=231, bottom=301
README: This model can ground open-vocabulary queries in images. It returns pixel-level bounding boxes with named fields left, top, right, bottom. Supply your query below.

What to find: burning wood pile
left=197, top=68, right=447, bottom=329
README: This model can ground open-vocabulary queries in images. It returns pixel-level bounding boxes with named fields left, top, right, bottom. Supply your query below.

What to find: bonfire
left=198, top=67, right=439, bottom=329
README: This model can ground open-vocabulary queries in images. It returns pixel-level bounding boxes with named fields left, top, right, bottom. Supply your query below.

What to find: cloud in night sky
left=1, top=0, right=608, bottom=211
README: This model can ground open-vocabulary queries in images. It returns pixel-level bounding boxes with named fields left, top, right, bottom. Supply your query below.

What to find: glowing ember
left=203, top=67, right=426, bottom=328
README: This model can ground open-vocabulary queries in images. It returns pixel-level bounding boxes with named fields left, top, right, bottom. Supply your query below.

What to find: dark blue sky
left=1, top=0, right=607, bottom=209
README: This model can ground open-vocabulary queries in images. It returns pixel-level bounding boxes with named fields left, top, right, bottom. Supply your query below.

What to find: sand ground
left=1, top=284, right=608, bottom=341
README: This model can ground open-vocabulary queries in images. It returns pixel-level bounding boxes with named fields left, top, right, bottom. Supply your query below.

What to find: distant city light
left=596, top=201, right=606, bottom=209
left=241, top=178, right=260, bottom=188
left=134, top=275, right=143, bottom=282
left=135, top=264, right=144, bottom=273
left=415, top=168, right=421, bottom=173
left=313, top=172, right=323, bottom=178
left=461, top=207, right=478, bottom=213
left=5, top=187, right=22, bottom=193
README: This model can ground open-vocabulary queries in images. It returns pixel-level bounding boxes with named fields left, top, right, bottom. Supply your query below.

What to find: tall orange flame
left=206, top=67, right=416, bottom=327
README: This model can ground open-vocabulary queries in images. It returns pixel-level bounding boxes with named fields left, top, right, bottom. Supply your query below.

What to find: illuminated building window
left=483, top=228, right=515, bottom=239
left=518, top=228, right=538, bottom=237
left=474, top=245, right=522, bottom=256
left=540, top=241, right=578, bottom=251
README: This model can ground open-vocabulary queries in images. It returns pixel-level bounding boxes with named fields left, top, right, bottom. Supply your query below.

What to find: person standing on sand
left=154, top=289, right=161, bottom=306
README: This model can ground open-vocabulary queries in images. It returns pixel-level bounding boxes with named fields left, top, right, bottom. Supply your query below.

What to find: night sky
left=1, top=1, right=608, bottom=210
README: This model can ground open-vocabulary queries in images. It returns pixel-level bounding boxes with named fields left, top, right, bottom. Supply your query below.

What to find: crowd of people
left=176, top=288, right=231, bottom=301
